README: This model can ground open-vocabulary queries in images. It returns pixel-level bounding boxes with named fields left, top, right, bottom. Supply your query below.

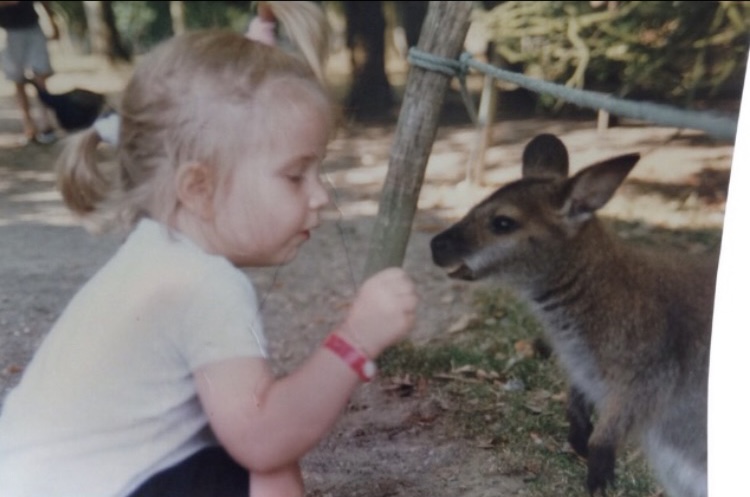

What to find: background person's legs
left=26, top=72, right=54, bottom=142
left=12, top=79, right=36, bottom=139
left=3, top=25, right=55, bottom=143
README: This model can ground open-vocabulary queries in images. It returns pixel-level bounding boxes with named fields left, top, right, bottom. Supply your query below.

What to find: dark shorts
left=127, top=446, right=249, bottom=497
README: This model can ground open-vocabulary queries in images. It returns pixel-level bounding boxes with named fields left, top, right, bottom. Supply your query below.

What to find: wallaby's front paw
left=586, top=444, right=616, bottom=496
left=566, top=387, right=593, bottom=458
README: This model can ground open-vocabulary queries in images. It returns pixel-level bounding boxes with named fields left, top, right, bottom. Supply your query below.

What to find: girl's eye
left=287, top=174, right=304, bottom=184
left=489, top=215, right=519, bottom=235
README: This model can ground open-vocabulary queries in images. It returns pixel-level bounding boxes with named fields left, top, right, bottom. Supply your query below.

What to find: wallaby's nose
left=430, top=230, right=459, bottom=267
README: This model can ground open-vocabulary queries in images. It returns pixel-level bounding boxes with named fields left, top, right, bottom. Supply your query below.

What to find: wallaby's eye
left=490, top=215, right=519, bottom=235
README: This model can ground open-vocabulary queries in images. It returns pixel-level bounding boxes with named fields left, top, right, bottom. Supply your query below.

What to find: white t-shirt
left=0, top=219, right=267, bottom=497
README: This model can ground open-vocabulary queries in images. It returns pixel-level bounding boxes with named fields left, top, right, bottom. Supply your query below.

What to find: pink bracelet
left=324, top=333, right=377, bottom=382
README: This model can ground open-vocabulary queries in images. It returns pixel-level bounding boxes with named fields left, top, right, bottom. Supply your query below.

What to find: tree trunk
left=396, top=1, right=429, bottom=49
left=343, top=1, right=393, bottom=120
left=466, top=41, right=500, bottom=186
left=363, top=1, right=474, bottom=279
left=83, top=0, right=130, bottom=63
left=170, top=1, right=186, bottom=36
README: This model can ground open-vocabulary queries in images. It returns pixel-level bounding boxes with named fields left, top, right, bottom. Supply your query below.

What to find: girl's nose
left=310, top=176, right=330, bottom=209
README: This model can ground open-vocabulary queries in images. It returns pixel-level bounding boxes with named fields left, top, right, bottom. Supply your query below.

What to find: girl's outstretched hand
left=339, top=267, right=419, bottom=358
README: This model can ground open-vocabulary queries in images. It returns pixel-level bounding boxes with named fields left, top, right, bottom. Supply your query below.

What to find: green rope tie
left=408, top=48, right=478, bottom=124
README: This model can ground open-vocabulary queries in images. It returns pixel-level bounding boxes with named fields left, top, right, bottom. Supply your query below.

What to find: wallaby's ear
left=560, top=153, right=640, bottom=220
left=522, top=133, right=570, bottom=179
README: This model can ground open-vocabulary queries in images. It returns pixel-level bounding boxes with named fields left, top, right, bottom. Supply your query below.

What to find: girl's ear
left=175, top=162, right=216, bottom=220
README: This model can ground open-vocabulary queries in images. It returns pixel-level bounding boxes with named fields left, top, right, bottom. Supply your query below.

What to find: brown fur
left=430, top=134, right=716, bottom=497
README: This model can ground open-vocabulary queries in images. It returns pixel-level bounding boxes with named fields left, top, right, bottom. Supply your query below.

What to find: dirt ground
left=0, top=50, right=736, bottom=496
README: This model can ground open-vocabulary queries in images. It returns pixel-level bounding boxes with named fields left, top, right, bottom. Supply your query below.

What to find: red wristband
left=324, top=333, right=377, bottom=382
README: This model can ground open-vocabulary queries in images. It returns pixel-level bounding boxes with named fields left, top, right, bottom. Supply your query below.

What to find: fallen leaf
left=476, top=368, right=500, bottom=381
left=514, top=339, right=536, bottom=359
left=433, top=372, right=483, bottom=384
left=382, top=375, right=416, bottom=397
left=524, top=402, right=544, bottom=414
left=475, top=436, right=496, bottom=449
left=447, top=313, right=478, bottom=334
left=551, top=390, right=567, bottom=403
left=452, top=364, right=477, bottom=375
left=525, top=389, right=552, bottom=413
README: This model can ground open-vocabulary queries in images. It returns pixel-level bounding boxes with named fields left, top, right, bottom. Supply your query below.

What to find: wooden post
left=465, top=42, right=500, bottom=186
left=363, top=1, right=473, bottom=280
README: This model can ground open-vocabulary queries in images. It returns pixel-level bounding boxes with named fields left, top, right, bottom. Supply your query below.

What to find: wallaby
left=430, top=134, right=717, bottom=497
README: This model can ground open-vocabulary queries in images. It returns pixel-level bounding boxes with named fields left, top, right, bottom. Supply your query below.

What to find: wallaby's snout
left=430, top=222, right=477, bottom=280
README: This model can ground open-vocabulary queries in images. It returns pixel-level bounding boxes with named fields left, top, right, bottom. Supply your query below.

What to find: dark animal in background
left=430, top=134, right=716, bottom=497
left=26, top=79, right=107, bottom=131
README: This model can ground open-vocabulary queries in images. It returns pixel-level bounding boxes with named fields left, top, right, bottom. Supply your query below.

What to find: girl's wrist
left=335, top=323, right=380, bottom=359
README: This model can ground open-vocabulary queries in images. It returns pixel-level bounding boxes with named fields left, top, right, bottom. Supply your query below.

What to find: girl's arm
left=195, top=267, right=417, bottom=472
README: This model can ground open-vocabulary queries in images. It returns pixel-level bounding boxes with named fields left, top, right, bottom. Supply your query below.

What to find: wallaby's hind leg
left=566, top=385, right=594, bottom=457
left=586, top=444, right=616, bottom=496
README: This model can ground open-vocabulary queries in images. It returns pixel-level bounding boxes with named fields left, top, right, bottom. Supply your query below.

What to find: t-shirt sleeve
left=178, top=262, right=268, bottom=370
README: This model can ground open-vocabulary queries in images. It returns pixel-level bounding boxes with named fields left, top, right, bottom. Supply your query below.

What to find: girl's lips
left=302, top=223, right=319, bottom=240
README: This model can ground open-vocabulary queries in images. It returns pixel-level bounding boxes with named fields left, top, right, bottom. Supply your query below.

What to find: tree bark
left=83, top=0, right=130, bottom=63
left=169, top=1, right=186, bottom=36
left=343, top=1, right=393, bottom=120
left=466, top=41, right=500, bottom=186
left=363, top=1, right=474, bottom=279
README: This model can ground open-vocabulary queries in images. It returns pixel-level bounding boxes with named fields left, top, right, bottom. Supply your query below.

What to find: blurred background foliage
left=476, top=1, right=750, bottom=110
left=53, top=1, right=253, bottom=57
left=46, top=1, right=750, bottom=118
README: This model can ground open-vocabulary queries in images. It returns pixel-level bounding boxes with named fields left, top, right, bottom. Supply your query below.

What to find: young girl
left=0, top=28, right=418, bottom=497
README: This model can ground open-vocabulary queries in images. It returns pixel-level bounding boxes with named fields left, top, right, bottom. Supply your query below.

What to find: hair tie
left=246, top=16, right=277, bottom=46
left=93, top=111, right=120, bottom=146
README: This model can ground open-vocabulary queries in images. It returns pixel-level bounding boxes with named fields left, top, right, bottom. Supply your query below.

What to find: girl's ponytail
left=55, top=127, right=111, bottom=217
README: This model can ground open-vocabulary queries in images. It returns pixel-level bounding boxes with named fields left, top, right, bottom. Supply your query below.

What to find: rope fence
left=408, top=48, right=739, bottom=142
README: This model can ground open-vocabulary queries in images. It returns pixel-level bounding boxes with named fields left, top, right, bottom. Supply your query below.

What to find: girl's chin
left=230, top=238, right=307, bottom=267
left=268, top=245, right=301, bottom=266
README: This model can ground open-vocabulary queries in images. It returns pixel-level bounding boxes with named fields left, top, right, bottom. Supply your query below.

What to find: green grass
left=379, top=287, right=659, bottom=497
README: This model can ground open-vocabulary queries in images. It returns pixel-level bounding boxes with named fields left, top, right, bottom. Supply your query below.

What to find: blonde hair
left=56, top=30, right=335, bottom=233
left=264, top=1, right=330, bottom=84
